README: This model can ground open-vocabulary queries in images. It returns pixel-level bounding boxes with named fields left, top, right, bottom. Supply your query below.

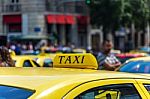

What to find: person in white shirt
left=97, top=40, right=121, bottom=71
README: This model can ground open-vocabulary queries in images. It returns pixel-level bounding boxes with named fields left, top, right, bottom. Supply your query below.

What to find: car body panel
left=64, top=79, right=148, bottom=99
left=0, top=68, right=150, bottom=98
left=136, top=79, right=150, bottom=98
left=1, top=53, right=150, bottom=98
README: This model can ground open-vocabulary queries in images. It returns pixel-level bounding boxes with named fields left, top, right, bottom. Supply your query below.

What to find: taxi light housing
left=53, top=53, right=98, bottom=70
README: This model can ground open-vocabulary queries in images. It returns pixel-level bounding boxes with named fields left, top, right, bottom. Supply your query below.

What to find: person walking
left=97, top=40, right=121, bottom=71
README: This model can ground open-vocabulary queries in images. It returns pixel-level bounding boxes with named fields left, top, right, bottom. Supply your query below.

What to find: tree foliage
left=90, top=0, right=150, bottom=32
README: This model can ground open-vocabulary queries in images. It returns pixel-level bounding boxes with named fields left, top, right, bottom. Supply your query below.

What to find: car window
left=119, top=61, right=141, bottom=72
left=119, top=61, right=150, bottom=73
left=75, top=84, right=141, bottom=99
left=139, top=62, right=150, bottom=73
left=23, top=60, right=33, bottom=67
left=0, top=85, right=35, bottom=99
left=43, top=59, right=53, bottom=67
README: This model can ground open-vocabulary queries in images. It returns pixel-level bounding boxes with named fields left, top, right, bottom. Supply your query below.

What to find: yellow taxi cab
left=0, top=54, right=150, bottom=98
left=116, top=56, right=150, bottom=73
left=12, top=55, right=40, bottom=67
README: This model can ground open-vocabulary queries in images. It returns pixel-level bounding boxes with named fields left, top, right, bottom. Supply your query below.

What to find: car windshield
left=0, top=85, right=35, bottom=99
left=119, top=61, right=150, bottom=73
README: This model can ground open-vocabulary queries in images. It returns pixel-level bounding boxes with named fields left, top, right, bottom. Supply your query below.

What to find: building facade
left=0, top=0, right=90, bottom=48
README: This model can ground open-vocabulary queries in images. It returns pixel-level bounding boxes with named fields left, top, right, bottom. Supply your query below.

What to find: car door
left=63, top=79, right=147, bottom=99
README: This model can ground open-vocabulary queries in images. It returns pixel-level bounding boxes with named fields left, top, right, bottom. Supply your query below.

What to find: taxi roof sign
left=53, top=53, right=98, bottom=69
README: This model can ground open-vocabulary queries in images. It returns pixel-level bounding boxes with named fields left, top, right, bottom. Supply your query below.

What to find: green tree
left=90, top=0, right=132, bottom=38
left=90, top=0, right=150, bottom=46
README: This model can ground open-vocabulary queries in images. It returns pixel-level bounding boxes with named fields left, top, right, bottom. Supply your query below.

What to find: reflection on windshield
left=119, top=61, right=150, bottom=73
left=0, top=85, right=35, bottom=99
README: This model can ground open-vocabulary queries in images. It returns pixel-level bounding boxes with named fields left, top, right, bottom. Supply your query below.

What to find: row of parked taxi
left=10, top=48, right=150, bottom=74
left=0, top=49, right=150, bottom=99
left=10, top=51, right=55, bottom=67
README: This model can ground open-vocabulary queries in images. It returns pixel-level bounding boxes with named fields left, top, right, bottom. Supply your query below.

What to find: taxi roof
left=5, top=53, right=150, bottom=90
left=0, top=67, right=150, bottom=98
left=3, top=53, right=150, bottom=98
left=0, top=67, right=149, bottom=89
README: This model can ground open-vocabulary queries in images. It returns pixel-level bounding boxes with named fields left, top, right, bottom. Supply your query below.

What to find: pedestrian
left=97, top=39, right=121, bottom=71
left=0, top=46, right=15, bottom=67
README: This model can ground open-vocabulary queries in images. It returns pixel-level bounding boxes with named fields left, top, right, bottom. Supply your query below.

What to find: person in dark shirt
left=97, top=40, right=121, bottom=71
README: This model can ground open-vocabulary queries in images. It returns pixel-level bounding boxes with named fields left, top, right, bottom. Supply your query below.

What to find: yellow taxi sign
left=53, top=53, right=98, bottom=69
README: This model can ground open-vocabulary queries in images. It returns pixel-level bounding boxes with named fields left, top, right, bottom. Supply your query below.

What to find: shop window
left=8, top=23, right=21, bottom=33
left=11, top=0, right=14, bottom=3
left=11, top=0, right=19, bottom=3
left=16, top=0, right=19, bottom=3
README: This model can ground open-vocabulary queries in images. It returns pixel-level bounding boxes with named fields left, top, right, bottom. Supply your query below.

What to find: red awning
left=47, top=15, right=56, bottom=23
left=47, top=14, right=75, bottom=24
left=66, top=15, right=75, bottom=24
left=47, top=15, right=65, bottom=24
left=55, top=15, right=66, bottom=24
left=3, top=15, right=21, bottom=24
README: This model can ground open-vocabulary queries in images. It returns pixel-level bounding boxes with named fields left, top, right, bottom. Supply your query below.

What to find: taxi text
left=59, top=56, right=85, bottom=64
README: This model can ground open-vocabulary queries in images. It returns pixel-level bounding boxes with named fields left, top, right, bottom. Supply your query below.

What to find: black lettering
left=59, top=56, right=65, bottom=64
left=73, top=56, right=80, bottom=63
left=81, top=56, right=85, bottom=63
left=65, top=56, right=71, bottom=64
